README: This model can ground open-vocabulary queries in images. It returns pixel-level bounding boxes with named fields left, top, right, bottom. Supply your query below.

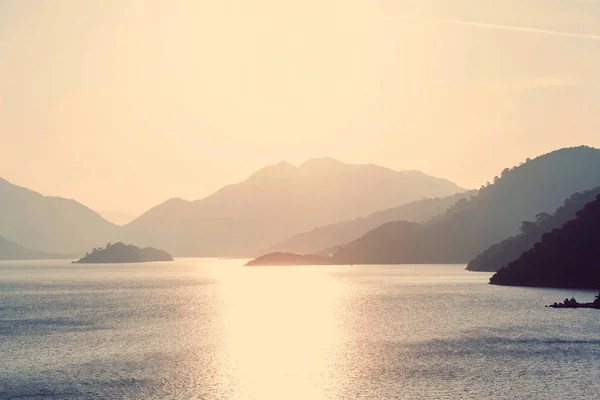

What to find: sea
left=1, top=259, right=599, bottom=399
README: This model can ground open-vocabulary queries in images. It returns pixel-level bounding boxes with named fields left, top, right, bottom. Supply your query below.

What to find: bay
left=1, top=259, right=598, bottom=399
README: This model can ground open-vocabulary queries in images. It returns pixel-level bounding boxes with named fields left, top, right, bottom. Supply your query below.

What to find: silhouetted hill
left=490, top=194, right=600, bottom=289
left=0, top=236, right=71, bottom=260
left=73, top=242, right=173, bottom=264
left=266, top=192, right=473, bottom=255
left=467, top=187, right=600, bottom=272
left=0, top=178, right=119, bottom=254
left=124, top=158, right=464, bottom=256
left=245, top=252, right=332, bottom=266
left=333, top=221, right=426, bottom=264
left=332, top=146, right=600, bottom=265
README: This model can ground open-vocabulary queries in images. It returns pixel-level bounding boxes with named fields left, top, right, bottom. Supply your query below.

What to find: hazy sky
left=2, top=0, right=600, bottom=217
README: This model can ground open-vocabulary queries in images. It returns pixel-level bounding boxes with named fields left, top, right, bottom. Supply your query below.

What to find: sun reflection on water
left=217, top=266, right=345, bottom=399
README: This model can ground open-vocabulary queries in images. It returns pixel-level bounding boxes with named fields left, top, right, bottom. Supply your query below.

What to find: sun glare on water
left=217, top=266, right=345, bottom=399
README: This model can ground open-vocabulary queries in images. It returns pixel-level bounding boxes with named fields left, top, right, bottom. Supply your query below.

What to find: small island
left=245, top=252, right=333, bottom=266
left=73, top=242, right=174, bottom=264
left=547, top=293, right=600, bottom=309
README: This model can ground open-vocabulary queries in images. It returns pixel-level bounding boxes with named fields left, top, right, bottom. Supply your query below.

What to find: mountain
left=332, top=146, right=600, bottom=265
left=0, top=177, right=118, bottom=254
left=467, top=187, right=600, bottom=272
left=0, top=235, right=71, bottom=260
left=124, top=158, right=465, bottom=256
left=265, top=191, right=473, bottom=255
left=490, top=193, right=600, bottom=289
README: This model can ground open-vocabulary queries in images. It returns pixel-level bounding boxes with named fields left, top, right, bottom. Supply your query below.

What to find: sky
left=2, top=0, right=600, bottom=220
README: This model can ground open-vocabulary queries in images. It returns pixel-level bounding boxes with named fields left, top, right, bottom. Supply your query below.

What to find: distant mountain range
left=0, top=177, right=118, bottom=254
left=330, top=146, right=600, bottom=265
left=0, top=235, right=71, bottom=261
left=4, top=147, right=600, bottom=264
left=490, top=193, right=600, bottom=289
left=265, top=191, right=474, bottom=255
left=0, top=158, right=464, bottom=259
left=123, top=158, right=465, bottom=256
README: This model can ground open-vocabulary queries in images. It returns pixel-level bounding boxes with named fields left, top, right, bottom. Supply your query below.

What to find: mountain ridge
left=125, top=158, right=465, bottom=256
left=490, top=193, right=600, bottom=289
left=0, top=177, right=118, bottom=254
left=467, top=186, right=600, bottom=272
left=265, top=191, right=474, bottom=255
left=330, top=146, right=600, bottom=265
left=0, top=235, right=72, bottom=261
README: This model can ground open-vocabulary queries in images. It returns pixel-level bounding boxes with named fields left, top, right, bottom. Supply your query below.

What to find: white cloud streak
left=392, top=16, right=600, bottom=41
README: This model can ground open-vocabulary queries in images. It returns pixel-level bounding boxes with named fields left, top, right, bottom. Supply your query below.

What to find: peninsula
left=245, top=252, right=333, bottom=266
left=547, top=294, right=600, bottom=309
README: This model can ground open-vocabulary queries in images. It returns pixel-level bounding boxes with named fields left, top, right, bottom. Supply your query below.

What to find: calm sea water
left=1, top=259, right=599, bottom=399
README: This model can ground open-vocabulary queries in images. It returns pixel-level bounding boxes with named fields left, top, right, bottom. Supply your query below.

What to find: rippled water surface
left=1, top=259, right=599, bottom=399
